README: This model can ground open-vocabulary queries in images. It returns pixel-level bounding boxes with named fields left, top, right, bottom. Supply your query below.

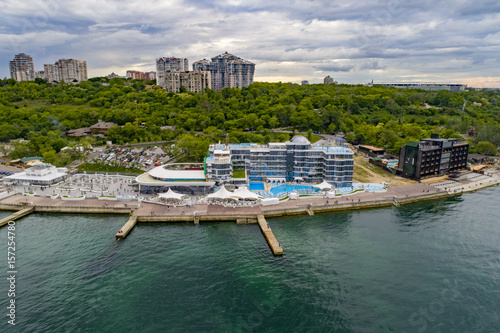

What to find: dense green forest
left=0, top=77, right=499, bottom=165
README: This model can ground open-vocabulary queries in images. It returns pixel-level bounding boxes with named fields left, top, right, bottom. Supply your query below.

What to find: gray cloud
left=314, top=64, right=356, bottom=72
left=0, top=0, right=499, bottom=87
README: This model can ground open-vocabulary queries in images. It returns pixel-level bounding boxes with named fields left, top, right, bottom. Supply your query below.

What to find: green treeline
left=0, top=77, right=499, bottom=164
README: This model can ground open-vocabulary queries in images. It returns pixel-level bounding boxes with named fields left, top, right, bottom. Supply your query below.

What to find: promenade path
left=1, top=171, right=498, bottom=222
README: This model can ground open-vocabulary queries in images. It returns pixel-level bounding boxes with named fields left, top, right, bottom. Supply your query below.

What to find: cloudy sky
left=1, top=0, right=499, bottom=87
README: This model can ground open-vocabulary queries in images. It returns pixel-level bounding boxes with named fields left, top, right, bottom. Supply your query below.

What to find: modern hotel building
left=205, top=136, right=354, bottom=188
left=136, top=136, right=354, bottom=192
left=397, top=137, right=469, bottom=179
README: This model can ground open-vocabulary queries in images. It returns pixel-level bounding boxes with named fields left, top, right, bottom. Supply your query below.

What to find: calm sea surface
left=1, top=186, right=499, bottom=332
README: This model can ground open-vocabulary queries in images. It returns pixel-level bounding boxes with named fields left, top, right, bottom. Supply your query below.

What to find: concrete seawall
left=0, top=179, right=498, bottom=256
left=0, top=179, right=497, bottom=228
left=0, top=187, right=487, bottom=222
left=0, top=203, right=134, bottom=215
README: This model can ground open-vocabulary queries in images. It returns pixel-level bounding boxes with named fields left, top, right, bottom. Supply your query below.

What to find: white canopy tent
left=159, top=188, right=187, bottom=201
left=314, top=181, right=333, bottom=190
left=233, top=186, right=260, bottom=200
left=206, top=186, right=239, bottom=200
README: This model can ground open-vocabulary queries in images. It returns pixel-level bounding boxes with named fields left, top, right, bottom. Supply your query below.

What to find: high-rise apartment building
left=160, top=70, right=211, bottom=93
left=193, top=52, right=255, bottom=91
left=9, top=53, right=35, bottom=81
left=44, top=59, right=87, bottom=83
left=156, top=57, right=188, bottom=88
left=156, top=57, right=210, bottom=92
left=324, top=76, right=337, bottom=84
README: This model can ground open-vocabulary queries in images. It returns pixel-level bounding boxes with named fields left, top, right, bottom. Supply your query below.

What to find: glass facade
left=207, top=136, right=354, bottom=188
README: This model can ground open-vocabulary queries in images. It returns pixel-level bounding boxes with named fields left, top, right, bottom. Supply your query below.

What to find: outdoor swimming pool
left=248, top=182, right=265, bottom=191
left=269, top=184, right=320, bottom=196
left=352, top=184, right=386, bottom=192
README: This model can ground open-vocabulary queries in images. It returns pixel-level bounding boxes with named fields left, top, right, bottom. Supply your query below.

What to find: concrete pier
left=0, top=206, right=35, bottom=227
left=257, top=215, right=283, bottom=256
left=116, top=216, right=137, bottom=239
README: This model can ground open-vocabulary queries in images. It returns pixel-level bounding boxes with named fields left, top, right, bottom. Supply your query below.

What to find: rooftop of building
left=149, top=167, right=206, bottom=180
left=209, top=140, right=353, bottom=154
left=20, top=156, right=44, bottom=163
left=211, top=52, right=255, bottom=65
left=89, top=121, right=117, bottom=130
left=290, top=135, right=310, bottom=144
left=359, top=144, right=385, bottom=151
left=416, top=138, right=469, bottom=150
left=30, top=163, right=56, bottom=169
left=67, top=127, right=91, bottom=137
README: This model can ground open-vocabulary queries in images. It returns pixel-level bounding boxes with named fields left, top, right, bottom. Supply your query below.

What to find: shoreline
left=2, top=174, right=498, bottom=255
left=1, top=174, right=498, bottom=222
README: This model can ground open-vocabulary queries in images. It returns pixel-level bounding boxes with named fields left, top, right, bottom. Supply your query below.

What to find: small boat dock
left=0, top=206, right=35, bottom=228
left=257, top=215, right=283, bottom=256
left=116, top=215, right=138, bottom=239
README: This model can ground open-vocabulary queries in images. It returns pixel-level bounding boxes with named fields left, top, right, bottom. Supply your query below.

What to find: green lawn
left=232, top=169, right=246, bottom=178
left=309, top=134, right=323, bottom=143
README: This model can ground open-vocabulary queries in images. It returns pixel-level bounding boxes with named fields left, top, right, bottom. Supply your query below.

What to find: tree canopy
left=0, top=78, right=499, bottom=164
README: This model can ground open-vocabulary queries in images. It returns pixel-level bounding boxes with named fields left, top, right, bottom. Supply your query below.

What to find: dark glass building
left=398, top=137, right=469, bottom=179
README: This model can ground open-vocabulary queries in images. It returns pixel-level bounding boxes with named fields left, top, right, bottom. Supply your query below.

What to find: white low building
left=135, top=164, right=215, bottom=194
left=4, top=163, right=67, bottom=185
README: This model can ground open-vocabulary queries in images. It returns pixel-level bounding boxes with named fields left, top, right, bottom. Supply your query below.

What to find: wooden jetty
left=257, top=215, right=283, bottom=256
left=0, top=206, right=35, bottom=227
left=116, top=215, right=138, bottom=239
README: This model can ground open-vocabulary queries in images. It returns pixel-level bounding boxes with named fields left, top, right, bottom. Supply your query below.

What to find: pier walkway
left=257, top=215, right=283, bottom=255
left=0, top=206, right=35, bottom=227
left=116, top=215, right=138, bottom=239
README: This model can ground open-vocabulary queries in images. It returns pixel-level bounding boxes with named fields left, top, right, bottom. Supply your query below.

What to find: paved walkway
left=1, top=171, right=499, bottom=221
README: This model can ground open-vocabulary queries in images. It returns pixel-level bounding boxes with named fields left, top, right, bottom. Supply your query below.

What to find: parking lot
left=87, top=146, right=173, bottom=171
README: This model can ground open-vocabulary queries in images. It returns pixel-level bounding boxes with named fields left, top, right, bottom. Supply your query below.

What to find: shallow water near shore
left=1, top=186, right=499, bottom=332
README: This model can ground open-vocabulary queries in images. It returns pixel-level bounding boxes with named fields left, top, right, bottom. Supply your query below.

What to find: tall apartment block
left=193, top=52, right=255, bottom=91
left=206, top=136, right=354, bottom=188
left=324, top=75, right=337, bottom=84
left=156, top=57, right=210, bottom=93
left=9, top=53, right=35, bottom=81
left=156, top=57, right=188, bottom=88
left=161, top=70, right=211, bottom=93
left=44, top=59, right=87, bottom=83
left=397, top=136, right=469, bottom=179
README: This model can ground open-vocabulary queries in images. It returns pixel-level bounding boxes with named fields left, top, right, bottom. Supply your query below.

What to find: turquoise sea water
left=1, top=186, right=499, bottom=332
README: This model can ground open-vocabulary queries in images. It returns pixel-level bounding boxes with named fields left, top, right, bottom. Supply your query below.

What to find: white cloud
left=0, top=0, right=499, bottom=87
